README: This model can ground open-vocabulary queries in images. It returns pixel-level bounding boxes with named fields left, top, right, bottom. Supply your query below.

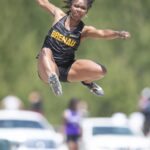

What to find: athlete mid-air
left=36, top=0, right=131, bottom=96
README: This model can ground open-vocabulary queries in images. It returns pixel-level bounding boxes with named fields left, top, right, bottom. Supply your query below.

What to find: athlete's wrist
left=117, top=31, right=126, bottom=39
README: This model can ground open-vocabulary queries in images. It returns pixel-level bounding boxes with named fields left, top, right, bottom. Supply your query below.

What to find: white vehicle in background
left=80, top=117, right=150, bottom=150
left=0, top=110, right=68, bottom=150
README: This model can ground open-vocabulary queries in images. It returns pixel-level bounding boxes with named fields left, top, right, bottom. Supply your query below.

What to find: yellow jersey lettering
left=59, top=34, right=63, bottom=41
left=70, top=41, right=76, bottom=47
left=66, top=39, right=71, bottom=46
left=51, top=31, right=57, bottom=38
left=62, top=36, right=67, bottom=44
left=51, top=30, right=55, bottom=38
left=50, top=30, right=76, bottom=47
left=55, top=31, right=60, bottom=39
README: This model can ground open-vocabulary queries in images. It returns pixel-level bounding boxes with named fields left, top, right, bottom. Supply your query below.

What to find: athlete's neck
left=65, top=15, right=80, bottom=31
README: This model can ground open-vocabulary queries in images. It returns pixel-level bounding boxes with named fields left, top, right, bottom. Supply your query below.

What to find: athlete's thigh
left=67, top=59, right=102, bottom=82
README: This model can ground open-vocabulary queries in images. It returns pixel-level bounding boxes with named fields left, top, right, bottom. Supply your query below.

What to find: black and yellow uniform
left=41, top=15, right=84, bottom=82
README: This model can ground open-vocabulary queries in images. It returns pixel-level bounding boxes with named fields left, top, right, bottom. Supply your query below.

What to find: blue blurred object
left=0, top=139, right=11, bottom=150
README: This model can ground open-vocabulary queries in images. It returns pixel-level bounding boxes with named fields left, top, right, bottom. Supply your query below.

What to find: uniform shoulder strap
left=78, top=21, right=85, bottom=31
left=52, top=15, right=67, bottom=27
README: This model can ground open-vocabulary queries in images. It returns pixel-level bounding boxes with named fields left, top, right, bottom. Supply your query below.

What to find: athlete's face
left=70, top=0, right=88, bottom=20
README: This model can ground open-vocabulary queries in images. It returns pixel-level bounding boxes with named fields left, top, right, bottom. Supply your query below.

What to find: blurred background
left=0, top=0, right=150, bottom=150
left=0, top=0, right=150, bottom=125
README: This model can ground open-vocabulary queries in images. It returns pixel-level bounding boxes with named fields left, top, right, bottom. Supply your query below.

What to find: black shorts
left=36, top=50, right=75, bottom=82
left=66, top=134, right=80, bottom=142
left=57, top=60, right=75, bottom=82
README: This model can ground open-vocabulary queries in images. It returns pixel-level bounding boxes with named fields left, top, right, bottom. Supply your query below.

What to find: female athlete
left=36, top=0, right=130, bottom=96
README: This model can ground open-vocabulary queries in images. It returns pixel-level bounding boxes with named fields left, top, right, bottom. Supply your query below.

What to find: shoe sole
left=90, top=89, right=104, bottom=96
left=48, top=74, right=62, bottom=96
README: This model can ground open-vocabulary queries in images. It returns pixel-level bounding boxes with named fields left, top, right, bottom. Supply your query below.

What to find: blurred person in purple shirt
left=63, top=98, right=82, bottom=150
left=139, top=87, right=150, bottom=135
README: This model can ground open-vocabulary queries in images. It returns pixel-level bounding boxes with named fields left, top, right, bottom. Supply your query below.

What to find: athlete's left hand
left=119, top=31, right=131, bottom=39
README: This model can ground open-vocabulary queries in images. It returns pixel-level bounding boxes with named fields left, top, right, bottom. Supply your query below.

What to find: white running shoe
left=81, top=82, right=104, bottom=96
left=48, top=73, right=62, bottom=96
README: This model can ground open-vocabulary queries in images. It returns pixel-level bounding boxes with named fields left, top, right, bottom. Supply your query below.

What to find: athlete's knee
left=38, top=48, right=54, bottom=62
left=100, top=64, right=107, bottom=75
left=41, top=47, right=51, bottom=56
left=92, top=64, right=107, bottom=80
left=94, top=63, right=107, bottom=79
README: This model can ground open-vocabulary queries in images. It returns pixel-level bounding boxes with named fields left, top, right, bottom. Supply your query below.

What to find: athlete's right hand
left=119, top=31, right=131, bottom=39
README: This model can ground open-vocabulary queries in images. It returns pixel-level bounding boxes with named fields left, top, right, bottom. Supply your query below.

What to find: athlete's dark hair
left=63, top=0, right=95, bottom=14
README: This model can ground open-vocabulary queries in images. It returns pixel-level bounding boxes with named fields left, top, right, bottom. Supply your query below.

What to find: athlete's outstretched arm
left=81, top=26, right=131, bottom=40
left=36, top=0, right=65, bottom=18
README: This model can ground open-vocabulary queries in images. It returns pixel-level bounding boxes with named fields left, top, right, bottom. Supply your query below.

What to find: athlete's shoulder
left=54, top=7, right=66, bottom=17
left=81, top=25, right=97, bottom=38
left=53, top=13, right=66, bottom=25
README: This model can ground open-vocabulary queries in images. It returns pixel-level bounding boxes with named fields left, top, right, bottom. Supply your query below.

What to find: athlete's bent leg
left=37, top=47, right=62, bottom=96
left=67, top=59, right=107, bottom=96
left=67, top=59, right=107, bottom=82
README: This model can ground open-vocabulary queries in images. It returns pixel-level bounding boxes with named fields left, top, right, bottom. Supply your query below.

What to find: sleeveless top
left=42, top=15, right=84, bottom=65
left=64, top=109, right=82, bottom=135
